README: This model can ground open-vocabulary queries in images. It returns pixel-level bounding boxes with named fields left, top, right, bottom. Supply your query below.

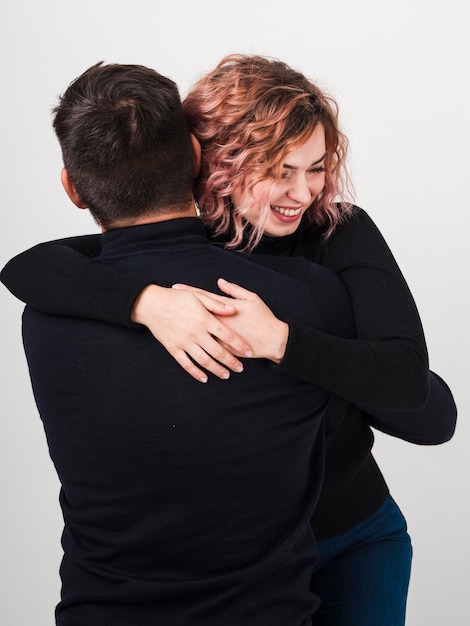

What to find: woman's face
left=231, top=124, right=326, bottom=238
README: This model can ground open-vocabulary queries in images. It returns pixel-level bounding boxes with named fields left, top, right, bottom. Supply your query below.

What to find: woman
left=1, top=55, right=456, bottom=625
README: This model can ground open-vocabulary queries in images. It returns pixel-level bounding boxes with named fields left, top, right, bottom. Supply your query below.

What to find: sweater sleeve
left=0, top=235, right=148, bottom=328
left=275, top=209, right=430, bottom=410
left=364, top=370, right=457, bottom=444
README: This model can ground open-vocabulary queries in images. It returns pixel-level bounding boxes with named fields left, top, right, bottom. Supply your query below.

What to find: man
left=20, top=62, right=354, bottom=625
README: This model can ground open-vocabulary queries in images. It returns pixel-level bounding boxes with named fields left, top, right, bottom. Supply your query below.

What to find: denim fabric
left=311, top=496, right=412, bottom=625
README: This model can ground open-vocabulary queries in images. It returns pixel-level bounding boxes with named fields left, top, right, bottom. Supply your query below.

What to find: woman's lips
left=271, top=205, right=302, bottom=222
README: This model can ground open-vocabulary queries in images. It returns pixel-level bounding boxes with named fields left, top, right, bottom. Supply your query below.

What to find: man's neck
left=101, top=202, right=198, bottom=232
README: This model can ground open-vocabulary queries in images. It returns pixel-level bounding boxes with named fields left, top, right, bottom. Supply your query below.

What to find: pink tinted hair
left=183, top=54, right=355, bottom=251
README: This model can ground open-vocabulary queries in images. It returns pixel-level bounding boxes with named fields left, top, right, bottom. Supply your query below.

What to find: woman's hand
left=173, top=278, right=289, bottom=364
left=131, top=284, right=253, bottom=383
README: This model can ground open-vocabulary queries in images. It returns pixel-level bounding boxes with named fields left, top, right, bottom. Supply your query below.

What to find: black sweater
left=1, top=208, right=457, bottom=539
left=22, top=218, right=357, bottom=625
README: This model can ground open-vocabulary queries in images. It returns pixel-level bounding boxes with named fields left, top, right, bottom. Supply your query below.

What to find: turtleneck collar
left=99, top=217, right=210, bottom=258
left=207, top=213, right=312, bottom=258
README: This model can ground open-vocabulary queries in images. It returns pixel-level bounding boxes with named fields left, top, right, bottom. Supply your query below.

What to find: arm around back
left=1, top=234, right=145, bottom=327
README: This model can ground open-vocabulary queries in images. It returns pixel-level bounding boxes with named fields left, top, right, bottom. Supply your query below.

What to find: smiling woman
left=231, top=124, right=327, bottom=237
left=182, top=54, right=355, bottom=254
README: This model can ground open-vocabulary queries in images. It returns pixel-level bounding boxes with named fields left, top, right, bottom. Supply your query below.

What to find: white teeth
left=272, top=206, right=301, bottom=217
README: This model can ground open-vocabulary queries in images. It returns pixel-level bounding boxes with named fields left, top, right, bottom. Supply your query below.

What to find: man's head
left=53, top=62, right=196, bottom=229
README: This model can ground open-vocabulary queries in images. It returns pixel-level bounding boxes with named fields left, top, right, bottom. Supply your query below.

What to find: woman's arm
left=364, top=370, right=457, bottom=444
left=131, top=206, right=429, bottom=410
left=273, top=209, right=430, bottom=410
left=84, top=205, right=433, bottom=415
left=170, top=276, right=456, bottom=444
left=0, top=235, right=145, bottom=326
left=0, top=236, right=252, bottom=382
left=201, top=213, right=429, bottom=411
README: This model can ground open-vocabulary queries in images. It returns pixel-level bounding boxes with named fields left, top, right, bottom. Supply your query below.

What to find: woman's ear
left=60, top=168, right=88, bottom=209
left=190, top=133, right=201, bottom=177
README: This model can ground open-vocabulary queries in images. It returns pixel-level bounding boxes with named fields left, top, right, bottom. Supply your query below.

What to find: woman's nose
left=286, top=176, right=312, bottom=205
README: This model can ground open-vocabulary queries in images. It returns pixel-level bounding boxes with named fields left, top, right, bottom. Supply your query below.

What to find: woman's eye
left=308, top=167, right=326, bottom=174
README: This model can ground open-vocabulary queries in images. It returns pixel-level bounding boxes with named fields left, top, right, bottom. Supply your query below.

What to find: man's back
left=22, top=218, right=353, bottom=626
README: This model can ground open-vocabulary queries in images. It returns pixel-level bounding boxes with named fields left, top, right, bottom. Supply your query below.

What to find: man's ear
left=61, top=168, right=88, bottom=209
left=190, top=133, right=201, bottom=177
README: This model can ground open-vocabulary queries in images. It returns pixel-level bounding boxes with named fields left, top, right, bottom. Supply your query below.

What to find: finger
left=181, top=343, right=245, bottom=380
left=171, top=326, right=249, bottom=379
left=217, top=278, right=257, bottom=301
left=188, top=340, right=245, bottom=377
left=172, top=283, right=214, bottom=296
left=208, top=318, right=253, bottom=358
left=173, top=346, right=237, bottom=383
left=163, top=332, right=246, bottom=381
left=172, top=284, right=236, bottom=315
left=195, top=293, right=239, bottom=317
left=217, top=339, right=254, bottom=359
left=171, top=349, right=210, bottom=383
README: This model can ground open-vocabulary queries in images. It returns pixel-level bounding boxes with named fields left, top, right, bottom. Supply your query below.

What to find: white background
left=1, top=1, right=468, bottom=624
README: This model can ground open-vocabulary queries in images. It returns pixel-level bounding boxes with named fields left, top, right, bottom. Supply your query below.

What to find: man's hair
left=53, top=62, right=194, bottom=228
left=184, top=54, right=355, bottom=251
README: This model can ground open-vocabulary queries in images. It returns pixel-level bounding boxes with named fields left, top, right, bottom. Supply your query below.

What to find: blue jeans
left=311, top=496, right=412, bottom=626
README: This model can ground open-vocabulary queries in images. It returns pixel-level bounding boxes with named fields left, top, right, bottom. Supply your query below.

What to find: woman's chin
left=264, top=211, right=303, bottom=237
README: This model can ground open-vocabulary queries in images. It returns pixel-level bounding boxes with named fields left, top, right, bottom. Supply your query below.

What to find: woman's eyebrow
left=283, top=152, right=327, bottom=170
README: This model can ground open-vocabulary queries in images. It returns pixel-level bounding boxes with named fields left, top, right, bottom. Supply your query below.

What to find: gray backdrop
left=1, top=1, right=468, bottom=624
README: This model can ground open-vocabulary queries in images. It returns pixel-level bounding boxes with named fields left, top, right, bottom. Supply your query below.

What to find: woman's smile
left=270, top=205, right=304, bottom=222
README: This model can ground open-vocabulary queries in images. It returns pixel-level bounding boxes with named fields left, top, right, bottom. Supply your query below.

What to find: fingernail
left=244, top=350, right=253, bottom=357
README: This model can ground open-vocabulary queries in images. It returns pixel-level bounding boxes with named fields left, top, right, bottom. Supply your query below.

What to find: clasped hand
left=131, top=278, right=288, bottom=382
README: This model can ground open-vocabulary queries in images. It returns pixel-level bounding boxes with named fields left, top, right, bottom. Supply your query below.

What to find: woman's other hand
left=173, top=278, right=289, bottom=364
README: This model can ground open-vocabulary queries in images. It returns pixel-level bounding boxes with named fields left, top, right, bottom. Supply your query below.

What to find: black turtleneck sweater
left=1, top=208, right=457, bottom=540
left=21, top=218, right=359, bottom=625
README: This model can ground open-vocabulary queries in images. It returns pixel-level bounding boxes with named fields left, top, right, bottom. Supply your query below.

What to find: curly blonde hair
left=183, top=54, right=355, bottom=251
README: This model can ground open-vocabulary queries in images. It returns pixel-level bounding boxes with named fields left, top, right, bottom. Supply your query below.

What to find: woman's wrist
left=269, top=321, right=289, bottom=363
left=131, top=284, right=164, bottom=325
